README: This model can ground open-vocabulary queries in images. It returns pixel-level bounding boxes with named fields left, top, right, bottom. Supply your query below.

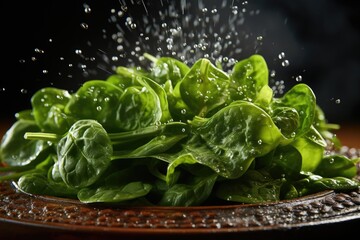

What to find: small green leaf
left=57, top=120, right=112, bottom=188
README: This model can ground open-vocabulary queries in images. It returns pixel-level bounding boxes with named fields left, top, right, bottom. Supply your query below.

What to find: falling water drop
left=270, top=70, right=276, bottom=77
left=80, top=23, right=89, bottom=29
left=83, top=3, right=91, bottom=14
left=281, top=60, right=290, bottom=67
left=278, top=52, right=285, bottom=59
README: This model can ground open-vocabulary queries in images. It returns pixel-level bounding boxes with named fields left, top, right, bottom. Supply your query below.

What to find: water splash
left=17, top=0, right=302, bottom=96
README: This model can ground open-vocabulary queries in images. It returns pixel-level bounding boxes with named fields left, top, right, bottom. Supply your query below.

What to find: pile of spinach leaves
left=0, top=54, right=359, bottom=206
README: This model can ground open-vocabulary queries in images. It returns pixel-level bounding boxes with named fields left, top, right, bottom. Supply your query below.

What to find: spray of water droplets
left=94, top=0, right=267, bottom=73
left=17, top=0, right=301, bottom=96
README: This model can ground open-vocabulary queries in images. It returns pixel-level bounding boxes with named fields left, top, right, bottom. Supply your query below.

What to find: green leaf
left=216, top=170, right=283, bottom=203
left=57, top=119, right=112, bottom=188
left=313, top=155, right=358, bottom=178
left=65, top=80, right=124, bottom=132
left=271, top=83, right=316, bottom=137
left=187, top=102, right=286, bottom=179
left=144, top=53, right=190, bottom=86
left=291, top=137, right=324, bottom=172
left=256, top=144, right=302, bottom=180
left=77, top=181, right=152, bottom=203
left=179, top=58, right=230, bottom=117
left=0, top=119, right=52, bottom=167
left=294, top=173, right=360, bottom=196
left=228, top=54, right=269, bottom=103
left=17, top=172, right=78, bottom=198
left=31, top=87, right=73, bottom=134
left=159, top=174, right=217, bottom=206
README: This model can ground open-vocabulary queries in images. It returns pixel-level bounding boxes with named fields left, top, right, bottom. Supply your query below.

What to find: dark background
left=1, top=0, right=359, bottom=125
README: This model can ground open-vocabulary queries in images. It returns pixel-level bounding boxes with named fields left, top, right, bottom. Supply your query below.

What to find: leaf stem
left=143, top=53, right=158, bottom=63
left=24, top=132, right=61, bottom=142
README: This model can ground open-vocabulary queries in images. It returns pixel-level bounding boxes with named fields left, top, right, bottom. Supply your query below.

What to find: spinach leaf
left=271, top=107, right=299, bottom=139
left=159, top=173, right=217, bottom=206
left=228, top=54, right=269, bottom=103
left=65, top=80, right=124, bottom=132
left=313, top=155, right=359, bottom=178
left=313, top=105, right=341, bottom=148
left=271, top=83, right=316, bottom=137
left=77, top=181, right=152, bottom=203
left=144, top=53, right=190, bottom=86
left=0, top=53, right=358, bottom=206
left=187, top=102, right=286, bottom=179
left=291, top=136, right=324, bottom=172
left=31, top=87, right=73, bottom=134
left=57, top=119, right=113, bottom=188
left=216, top=170, right=283, bottom=203
left=108, top=67, right=143, bottom=89
left=15, top=109, right=34, bottom=121
left=293, top=172, right=360, bottom=197
left=0, top=119, right=52, bottom=167
left=179, top=58, right=230, bottom=117
left=255, top=144, right=302, bottom=180
left=112, top=66, right=172, bottom=124
left=16, top=155, right=78, bottom=198
left=116, top=85, right=162, bottom=130
left=113, top=134, right=187, bottom=159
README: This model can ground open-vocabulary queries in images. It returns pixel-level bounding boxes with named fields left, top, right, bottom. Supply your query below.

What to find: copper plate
left=1, top=147, right=360, bottom=239
left=1, top=179, right=360, bottom=240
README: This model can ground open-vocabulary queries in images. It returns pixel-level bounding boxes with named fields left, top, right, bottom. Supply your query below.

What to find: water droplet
left=34, top=48, right=44, bottom=54
left=80, top=23, right=89, bottom=29
left=257, top=139, right=262, bottom=145
left=281, top=60, right=290, bottom=67
left=118, top=11, right=124, bottom=17
left=83, top=4, right=91, bottom=14
left=335, top=99, right=341, bottom=104
left=295, top=75, right=302, bottom=82
left=96, top=106, right=102, bottom=111
left=180, top=109, right=187, bottom=115
left=278, top=52, right=285, bottom=59
left=270, top=70, right=276, bottom=77
left=20, top=89, right=28, bottom=94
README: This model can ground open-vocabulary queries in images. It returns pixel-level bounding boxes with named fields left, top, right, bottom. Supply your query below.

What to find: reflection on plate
left=1, top=179, right=360, bottom=239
